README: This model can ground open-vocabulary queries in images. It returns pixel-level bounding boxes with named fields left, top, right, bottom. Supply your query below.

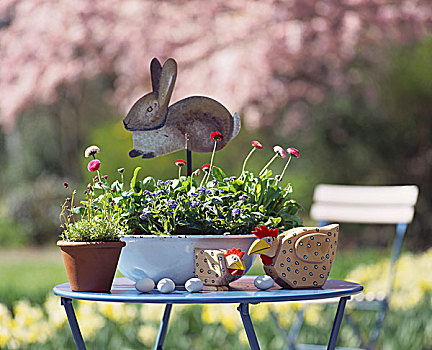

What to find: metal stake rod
left=185, top=133, right=192, bottom=176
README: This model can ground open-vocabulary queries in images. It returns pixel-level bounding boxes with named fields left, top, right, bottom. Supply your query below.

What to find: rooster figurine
left=194, top=247, right=246, bottom=290
left=248, top=224, right=339, bottom=288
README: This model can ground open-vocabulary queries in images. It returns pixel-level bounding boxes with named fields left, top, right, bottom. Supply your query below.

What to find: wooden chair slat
left=310, top=203, right=415, bottom=224
left=313, top=185, right=419, bottom=206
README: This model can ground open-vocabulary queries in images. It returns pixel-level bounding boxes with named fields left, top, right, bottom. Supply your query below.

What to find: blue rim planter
left=118, top=235, right=257, bottom=286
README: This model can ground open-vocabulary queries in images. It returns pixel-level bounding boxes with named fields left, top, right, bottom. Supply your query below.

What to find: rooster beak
left=248, top=239, right=270, bottom=255
left=234, top=260, right=246, bottom=271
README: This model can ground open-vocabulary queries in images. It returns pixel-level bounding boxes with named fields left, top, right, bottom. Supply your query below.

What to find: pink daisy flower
left=251, top=140, right=263, bottom=149
left=273, top=145, right=287, bottom=159
left=84, top=145, right=100, bottom=158
left=202, top=164, right=212, bottom=172
left=287, top=147, right=300, bottom=158
left=210, top=132, right=224, bottom=142
left=87, top=159, right=101, bottom=172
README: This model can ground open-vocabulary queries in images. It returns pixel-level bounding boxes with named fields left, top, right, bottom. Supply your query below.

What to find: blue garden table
left=53, top=276, right=363, bottom=350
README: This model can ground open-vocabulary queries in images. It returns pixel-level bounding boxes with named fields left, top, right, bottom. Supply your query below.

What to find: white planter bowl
left=118, top=235, right=256, bottom=286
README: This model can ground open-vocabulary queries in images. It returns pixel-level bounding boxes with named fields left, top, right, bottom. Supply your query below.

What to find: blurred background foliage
left=1, top=35, right=431, bottom=249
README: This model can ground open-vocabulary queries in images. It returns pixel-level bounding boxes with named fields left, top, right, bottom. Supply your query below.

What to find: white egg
left=157, top=278, right=176, bottom=294
left=185, top=278, right=203, bottom=293
left=254, top=275, right=274, bottom=290
left=135, top=278, right=155, bottom=293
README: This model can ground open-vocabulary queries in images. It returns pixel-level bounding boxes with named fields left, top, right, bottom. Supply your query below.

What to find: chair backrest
left=310, top=184, right=419, bottom=296
left=310, top=184, right=419, bottom=225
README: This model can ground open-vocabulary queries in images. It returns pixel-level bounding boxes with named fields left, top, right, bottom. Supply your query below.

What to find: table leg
left=327, top=296, right=349, bottom=350
left=237, top=303, right=261, bottom=350
left=61, top=298, right=86, bottom=350
left=154, top=303, right=172, bottom=350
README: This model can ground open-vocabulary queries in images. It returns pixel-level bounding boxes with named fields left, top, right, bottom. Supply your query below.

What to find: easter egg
left=254, top=275, right=274, bottom=290
left=135, top=278, right=155, bottom=293
left=185, top=278, right=203, bottom=293
left=157, top=278, right=176, bottom=294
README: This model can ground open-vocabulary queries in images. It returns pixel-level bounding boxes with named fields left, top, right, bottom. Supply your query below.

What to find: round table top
left=53, top=277, right=363, bottom=304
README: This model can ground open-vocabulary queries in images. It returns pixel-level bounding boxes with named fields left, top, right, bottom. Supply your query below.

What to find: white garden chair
left=276, top=184, right=419, bottom=350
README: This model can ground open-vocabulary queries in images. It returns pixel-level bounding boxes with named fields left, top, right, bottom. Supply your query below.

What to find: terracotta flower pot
left=57, top=241, right=126, bottom=292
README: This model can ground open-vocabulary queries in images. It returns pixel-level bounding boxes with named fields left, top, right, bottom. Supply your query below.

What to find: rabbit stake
left=123, top=58, right=241, bottom=158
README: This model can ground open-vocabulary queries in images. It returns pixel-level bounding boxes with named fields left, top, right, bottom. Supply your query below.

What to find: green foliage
left=60, top=149, right=125, bottom=242
left=117, top=165, right=302, bottom=235
left=60, top=217, right=122, bottom=242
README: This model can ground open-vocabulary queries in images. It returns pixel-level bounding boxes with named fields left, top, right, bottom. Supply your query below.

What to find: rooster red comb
left=224, top=248, right=245, bottom=259
left=252, top=225, right=279, bottom=239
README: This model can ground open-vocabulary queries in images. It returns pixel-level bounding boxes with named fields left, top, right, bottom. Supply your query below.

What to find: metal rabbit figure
left=123, top=58, right=241, bottom=158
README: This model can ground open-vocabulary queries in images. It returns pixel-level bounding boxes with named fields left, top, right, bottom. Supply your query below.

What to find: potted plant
left=113, top=135, right=303, bottom=285
left=58, top=146, right=126, bottom=292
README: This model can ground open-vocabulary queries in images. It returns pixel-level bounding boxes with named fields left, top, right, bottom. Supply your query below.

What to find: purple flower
left=239, top=194, right=248, bottom=201
left=212, top=180, right=219, bottom=184
left=157, top=180, right=165, bottom=186
left=206, top=189, right=212, bottom=195
left=190, top=192, right=198, bottom=198
left=231, top=208, right=240, bottom=216
left=168, top=200, right=177, bottom=209
left=198, top=187, right=206, bottom=193
left=190, top=200, right=200, bottom=208
left=230, top=176, right=236, bottom=181
left=156, top=190, right=165, bottom=196
left=139, top=213, right=148, bottom=220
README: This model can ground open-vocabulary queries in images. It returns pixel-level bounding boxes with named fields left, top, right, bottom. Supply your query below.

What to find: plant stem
left=202, top=141, right=218, bottom=186
left=276, top=155, right=292, bottom=186
left=178, top=167, right=181, bottom=180
left=259, top=154, right=278, bottom=176
left=241, top=147, right=256, bottom=176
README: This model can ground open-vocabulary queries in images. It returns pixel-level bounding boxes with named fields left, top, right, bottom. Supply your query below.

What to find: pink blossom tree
left=1, top=0, right=431, bottom=131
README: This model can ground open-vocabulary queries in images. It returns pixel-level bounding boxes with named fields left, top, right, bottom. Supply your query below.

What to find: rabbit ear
left=150, top=58, right=162, bottom=93
left=158, top=58, right=177, bottom=109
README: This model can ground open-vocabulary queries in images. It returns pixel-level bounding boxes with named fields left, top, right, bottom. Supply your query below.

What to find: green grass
left=0, top=247, right=67, bottom=307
